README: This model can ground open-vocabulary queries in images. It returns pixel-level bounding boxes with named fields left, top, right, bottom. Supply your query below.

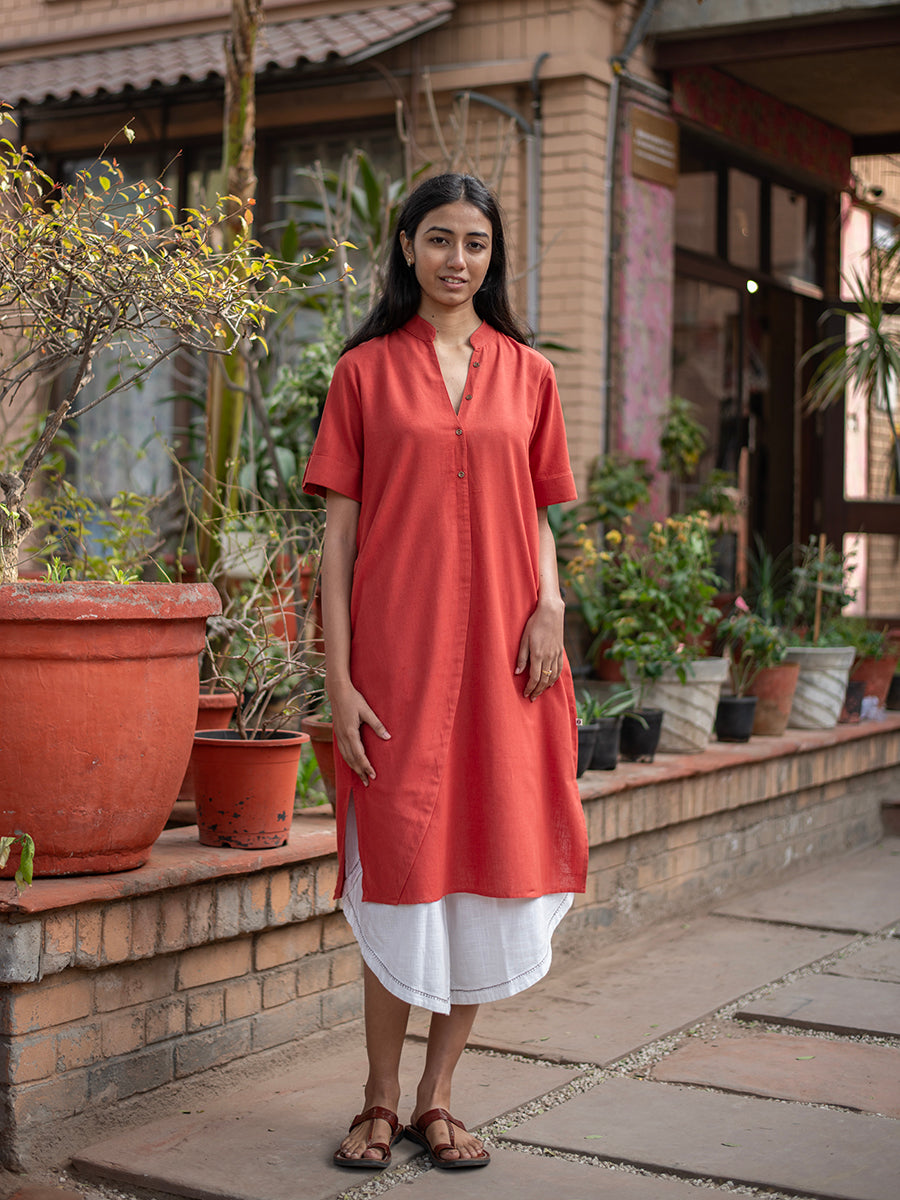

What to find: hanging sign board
left=630, top=108, right=679, bottom=188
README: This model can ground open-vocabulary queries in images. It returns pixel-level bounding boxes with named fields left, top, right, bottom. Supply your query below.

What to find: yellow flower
left=605, top=528, right=622, bottom=546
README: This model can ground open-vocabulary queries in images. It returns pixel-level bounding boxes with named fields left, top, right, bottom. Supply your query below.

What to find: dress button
left=473, top=361, right=480, bottom=367
left=455, top=428, right=463, bottom=435
left=457, top=471, right=466, bottom=479
left=464, top=394, right=472, bottom=401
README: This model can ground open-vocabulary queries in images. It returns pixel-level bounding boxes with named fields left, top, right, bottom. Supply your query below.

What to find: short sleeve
left=301, top=355, right=364, bottom=501
left=530, top=362, right=578, bottom=508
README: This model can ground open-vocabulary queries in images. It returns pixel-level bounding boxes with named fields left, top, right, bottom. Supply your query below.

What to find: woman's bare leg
left=411, top=1004, right=486, bottom=1161
left=337, top=964, right=410, bottom=1162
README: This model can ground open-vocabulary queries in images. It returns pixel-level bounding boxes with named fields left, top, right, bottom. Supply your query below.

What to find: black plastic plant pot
left=619, top=709, right=663, bottom=763
left=576, top=723, right=599, bottom=777
left=888, top=672, right=900, bottom=711
left=589, top=716, right=622, bottom=770
left=714, top=694, right=758, bottom=743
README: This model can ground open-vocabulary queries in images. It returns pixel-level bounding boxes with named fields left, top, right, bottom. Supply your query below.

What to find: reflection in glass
left=771, top=185, right=815, bottom=284
left=728, top=169, right=759, bottom=270
left=675, top=168, right=717, bottom=256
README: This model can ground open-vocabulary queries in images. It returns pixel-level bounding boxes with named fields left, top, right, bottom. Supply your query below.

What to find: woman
left=302, top=173, right=588, bottom=1171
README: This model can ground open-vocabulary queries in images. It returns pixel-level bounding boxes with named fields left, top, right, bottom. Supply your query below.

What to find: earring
left=406, top=258, right=414, bottom=267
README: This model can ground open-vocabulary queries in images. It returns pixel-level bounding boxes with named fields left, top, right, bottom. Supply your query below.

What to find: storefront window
left=728, top=169, right=760, bottom=270
left=675, top=161, right=717, bottom=256
left=771, top=185, right=816, bottom=284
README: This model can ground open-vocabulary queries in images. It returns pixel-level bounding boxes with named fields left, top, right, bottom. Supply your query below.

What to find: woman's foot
left=333, top=1106, right=401, bottom=1169
left=406, top=1107, right=490, bottom=1168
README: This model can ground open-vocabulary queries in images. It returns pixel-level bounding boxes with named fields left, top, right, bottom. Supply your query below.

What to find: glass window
left=771, top=185, right=816, bottom=284
left=728, top=169, right=759, bottom=270
left=59, top=154, right=178, bottom=502
left=675, top=164, right=717, bottom=256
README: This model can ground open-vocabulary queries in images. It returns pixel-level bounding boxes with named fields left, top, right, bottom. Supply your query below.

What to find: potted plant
left=300, top=695, right=336, bottom=806
left=830, top=616, right=898, bottom=718
left=717, top=598, right=793, bottom=740
left=603, top=513, right=729, bottom=753
left=576, top=687, right=637, bottom=771
left=781, top=535, right=857, bottom=729
left=0, top=113, right=287, bottom=877
left=188, top=501, right=326, bottom=850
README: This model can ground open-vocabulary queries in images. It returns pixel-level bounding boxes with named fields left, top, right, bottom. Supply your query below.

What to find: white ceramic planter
left=784, top=645, right=855, bottom=729
left=626, top=656, right=729, bottom=754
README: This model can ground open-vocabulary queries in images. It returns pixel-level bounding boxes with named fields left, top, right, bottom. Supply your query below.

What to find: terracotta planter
left=192, top=729, right=308, bottom=849
left=850, top=654, right=899, bottom=708
left=592, top=637, right=625, bottom=682
left=784, top=645, right=854, bottom=730
left=746, top=661, right=800, bottom=737
left=0, top=581, right=220, bottom=876
left=177, top=691, right=239, bottom=804
left=300, top=716, right=336, bottom=804
left=629, top=657, right=729, bottom=754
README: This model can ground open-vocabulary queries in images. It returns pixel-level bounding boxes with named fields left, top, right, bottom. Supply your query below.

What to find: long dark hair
left=341, top=173, right=531, bottom=354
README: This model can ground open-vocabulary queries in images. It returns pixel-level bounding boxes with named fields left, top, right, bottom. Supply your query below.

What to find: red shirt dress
left=302, top=315, right=588, bottom=908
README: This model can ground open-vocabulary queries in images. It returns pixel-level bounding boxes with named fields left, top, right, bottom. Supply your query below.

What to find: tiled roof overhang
left=0, top=2, right=454, bottom=106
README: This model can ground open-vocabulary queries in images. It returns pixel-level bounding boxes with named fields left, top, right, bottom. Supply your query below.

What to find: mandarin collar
left=403, top=313, right=491, bottom=349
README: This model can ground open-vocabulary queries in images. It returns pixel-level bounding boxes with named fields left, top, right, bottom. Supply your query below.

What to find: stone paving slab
left=826, top=939, right=900, bottom=984
left=73, top=1042, right=580, bottom=1200
left=385, top=1147, right=728, bottom=1200
left=410, top=916, right=850, bottom=1064
left=650, top=1028, right=900, bottom=1116
left=505, top=1076, right=900, bottom=1200
left=713, top=839, right=900, bottom=934
left=736, top=974, right=900, bottom=1037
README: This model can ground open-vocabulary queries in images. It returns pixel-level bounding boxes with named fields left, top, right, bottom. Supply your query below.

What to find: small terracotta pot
left=850, top=654, right=900, bottom=708
left=178, top=691, right=239, bottom=803
left=746, top=661, right=801, bottom=738
left=300, top=716, right=336, bottom=804
left=192, top=729, right=308, bottom=850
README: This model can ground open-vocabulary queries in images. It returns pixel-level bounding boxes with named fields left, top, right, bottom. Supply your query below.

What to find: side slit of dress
left=341, top=798, right=573, bottom=1015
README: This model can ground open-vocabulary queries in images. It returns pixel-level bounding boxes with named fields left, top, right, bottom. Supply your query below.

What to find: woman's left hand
left=515, top=595, right=565, bottom=700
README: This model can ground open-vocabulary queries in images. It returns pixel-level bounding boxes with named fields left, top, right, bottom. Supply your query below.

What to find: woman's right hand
left=328, top=681, right=390, bottom=786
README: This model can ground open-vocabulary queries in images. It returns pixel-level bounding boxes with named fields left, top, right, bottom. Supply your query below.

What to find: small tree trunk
left=199, top=0, right=262, bottom=573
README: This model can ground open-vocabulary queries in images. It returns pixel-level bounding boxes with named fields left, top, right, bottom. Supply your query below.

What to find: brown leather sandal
left=404, top=1107, right=491, bottom=1170
left=332, top=1106, right=401, bottom=1170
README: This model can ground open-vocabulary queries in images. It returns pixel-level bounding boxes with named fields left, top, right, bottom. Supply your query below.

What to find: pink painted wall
left=615, top=102, right=675, bottom=521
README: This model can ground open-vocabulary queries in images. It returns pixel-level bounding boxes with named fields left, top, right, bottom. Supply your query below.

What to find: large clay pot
left=0, top=582, right=220, bottom=876
left=192, top=729, right=308, bottom=849
left=850, top=654, right=899, bottom=709
left=784, top=645, right=854, bottom=729
left=630, top=657, right=730, bottom=754
left=746, top=661, right=801, bottom=737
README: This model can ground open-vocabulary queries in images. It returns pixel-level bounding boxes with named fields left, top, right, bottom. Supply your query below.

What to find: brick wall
left=2, top=717, right=898, bottom=1170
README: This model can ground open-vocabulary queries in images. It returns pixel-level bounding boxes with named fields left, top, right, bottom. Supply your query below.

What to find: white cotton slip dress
left=341, top=801, right=573, bottom=1014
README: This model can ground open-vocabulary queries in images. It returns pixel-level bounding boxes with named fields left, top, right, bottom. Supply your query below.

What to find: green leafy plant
left=828, top=615, right=888, bottom=665
left=783, top=535, right=857, bottom=643
left=602, top=513, right=724, bottom=700
left=550, top=453, right=652, bottom=562
left=576, top=687, right=637, bottom=724
left=718, top=598, right=789, bottom=696
left=0, top=833, right=34, bottom=892
left=802, top=226, right=900, bottom=495
left=659, top=396, right=707, bottom=481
